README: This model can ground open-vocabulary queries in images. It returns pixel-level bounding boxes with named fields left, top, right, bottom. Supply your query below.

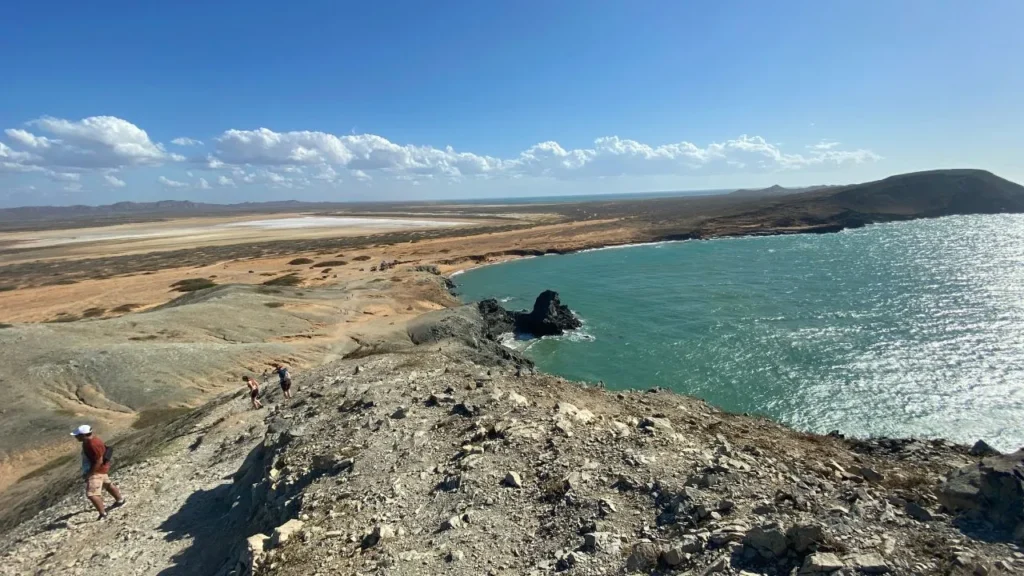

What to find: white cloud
left=2, top=116, right=176, bottom=170
left=198, top=177, right=211, bottom=189
left=809, top=141, right=841, bottom=151
left=46, top=171, right=81, bottom=182
left=158, top=175, right=188, bottom=188
left=2, top=115, right=880, bottom=192
left=205, top=128, right=878, bottom=183
left=103, top=174, right=127, bottom=188
left=64, top=183, right=83, bottom=192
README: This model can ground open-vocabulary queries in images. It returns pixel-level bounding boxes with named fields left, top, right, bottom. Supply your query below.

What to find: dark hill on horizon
left=623, top=169, right=1024, bottom=240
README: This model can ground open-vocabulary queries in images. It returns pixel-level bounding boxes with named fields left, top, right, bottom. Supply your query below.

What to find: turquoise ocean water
left=455, top=215, right=1024, bottom=451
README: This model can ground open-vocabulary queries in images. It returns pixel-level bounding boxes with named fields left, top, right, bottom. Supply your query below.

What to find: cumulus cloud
left=158, top=175, right=188, bottom=188
left=3, top=115, right=881, bottom=192
left=103, top=174, right=127, bottom=188
left=1, top=116, right=177, bottom=170
left=204, top=128, right=878, bottom=182
left=46, top=171, right=81, bottom=182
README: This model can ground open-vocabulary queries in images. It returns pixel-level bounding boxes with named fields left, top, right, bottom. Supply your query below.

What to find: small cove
left=456, top=214, right=1024, bottom=451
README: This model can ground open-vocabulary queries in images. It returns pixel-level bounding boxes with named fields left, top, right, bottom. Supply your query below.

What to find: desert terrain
left=0, top=169, right=1023, bottom=575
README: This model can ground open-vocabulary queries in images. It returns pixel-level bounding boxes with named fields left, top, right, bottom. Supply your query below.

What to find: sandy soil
left=0, top=218, right=625, bottom=324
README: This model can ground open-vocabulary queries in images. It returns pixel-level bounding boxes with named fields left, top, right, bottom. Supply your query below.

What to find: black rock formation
left=513, top=290, right=582, bottom=337
left=477, top=290, right=581, bottom=339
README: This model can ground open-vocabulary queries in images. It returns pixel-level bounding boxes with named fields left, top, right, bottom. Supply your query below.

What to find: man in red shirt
left=72, top=425, right=125, bottom=520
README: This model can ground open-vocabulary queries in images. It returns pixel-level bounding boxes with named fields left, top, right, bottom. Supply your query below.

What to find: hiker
left=71, top=425, right=125, bottom=520
left=244, top=376, right=263, bottom=409
left=267, top=362, right=293, bottom=399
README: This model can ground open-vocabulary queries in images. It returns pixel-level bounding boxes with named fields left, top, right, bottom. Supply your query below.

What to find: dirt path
left=0, top=387, right=269, bottom=576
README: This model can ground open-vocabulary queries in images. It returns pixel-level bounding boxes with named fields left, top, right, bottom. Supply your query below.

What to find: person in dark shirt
left=72, top=425, right=125, bottom=520
left=267, top=362, right=294, bottom=399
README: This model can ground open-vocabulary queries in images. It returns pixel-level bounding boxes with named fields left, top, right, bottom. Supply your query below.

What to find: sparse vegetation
left=319, top=268, right=332, bottom=274
left=112, top=303, right=141, bottom=313
left=353, top=255, right=372, bottom=261
left=129, top=334, right=161, bottom=341
left=0, top=285, right=17, bottom=292
left=264, top=302, right=285, bottom=308
left=262, top=273, right=303, bottom=287
left=0, top=323, right=13, bottom=329
left=288, top=258, right=314, bottom=265
left=47, top=313, right=80, bottom=323
left=170, top=278, right=217, bottom=292
left=81, top=307, right=106, bottom=318
left=312, top=260, right=346, bottom=267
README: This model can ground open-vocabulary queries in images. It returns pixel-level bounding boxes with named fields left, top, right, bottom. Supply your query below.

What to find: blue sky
left=1, top=1, right=1021, bottom=207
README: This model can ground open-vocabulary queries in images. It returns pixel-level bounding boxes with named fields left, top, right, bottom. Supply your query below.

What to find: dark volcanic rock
left=477, top=291, right=581, bottom=339
left=512, top=290, right=582, bottom=337
left=939, top=449, right=1024, bottom=542
left=477, top=299, right=515, bottom=340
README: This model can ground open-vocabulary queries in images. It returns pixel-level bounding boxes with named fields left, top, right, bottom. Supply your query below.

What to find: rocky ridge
left=1, top=299, right=1022, bottom=576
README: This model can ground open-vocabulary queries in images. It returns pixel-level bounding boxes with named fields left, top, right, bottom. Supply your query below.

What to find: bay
left=455, top=214, right=1024, bottom=451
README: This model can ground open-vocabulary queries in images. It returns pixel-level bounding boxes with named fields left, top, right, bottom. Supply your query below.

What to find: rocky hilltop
left=1, top=296, right=1022, bottom=576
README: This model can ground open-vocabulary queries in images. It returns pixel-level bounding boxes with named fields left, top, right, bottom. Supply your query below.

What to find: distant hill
left=707, top=169, right=1024, bottom=235
left=728, top=184, right=835, bottom=198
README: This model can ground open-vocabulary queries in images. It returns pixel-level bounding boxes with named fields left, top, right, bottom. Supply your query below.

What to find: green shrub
left=288, top=258, right=314, bottom=265
left=82, top=307, right=106, bottom=318
left=170, top=278, right=217, bottom=292
left=264, top=302, right=285, bottom=308
left=262, top=273, right=303, bottom=287
left=312, top=260, right=346, bottom=268
left=353, top=255, right=372, bottom=261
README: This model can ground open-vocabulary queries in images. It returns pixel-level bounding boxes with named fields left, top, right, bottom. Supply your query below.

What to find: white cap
left=71, top=424, right=92, bottom=436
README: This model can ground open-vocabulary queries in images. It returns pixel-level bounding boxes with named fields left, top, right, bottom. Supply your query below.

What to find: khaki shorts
left=85, top=474, right=111, bottom=497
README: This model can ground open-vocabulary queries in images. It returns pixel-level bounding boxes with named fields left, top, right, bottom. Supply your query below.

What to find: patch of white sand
left=8, top=216, right=464, bottom=248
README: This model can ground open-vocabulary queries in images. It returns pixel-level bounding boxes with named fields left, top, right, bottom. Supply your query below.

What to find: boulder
left=845, top=553, right=889, bottom=574
left=271, top=519, right=305, bottom=548
left=969, top=440, right=1001, bottom=457
left=801, top=552, right=845, bottom=573
left=786, top=523, right=826, bottom=553
left=625, top=542, right=661, bottom=571
left=939, top=449, right=1024, bottom=541
left=512, top=290, right=582, bottom=337
left=503, top=471, right=523, bottom=488
left=744, top=525, right=788, bottom=558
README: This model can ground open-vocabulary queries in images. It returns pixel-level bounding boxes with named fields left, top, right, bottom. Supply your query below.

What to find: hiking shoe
left=110, top=498, right=126, bottom=510
left=97, top=512, right=108, bottom=521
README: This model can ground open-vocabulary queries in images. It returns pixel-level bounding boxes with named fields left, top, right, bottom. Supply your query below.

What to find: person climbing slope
left=267, top=362, right=294, bottom=399
left=71, top=425, right=125, bottom=521
left=244, top=375, right=263, bottom=409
